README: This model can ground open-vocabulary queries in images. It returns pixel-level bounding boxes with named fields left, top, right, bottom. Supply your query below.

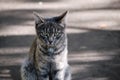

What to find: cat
left=21, top=11, right=71, bottom=80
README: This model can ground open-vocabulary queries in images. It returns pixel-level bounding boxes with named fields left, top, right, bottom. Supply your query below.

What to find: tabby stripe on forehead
left=45, top=28, right=47, bottom=36
left=53, top=28, right=56, bottom=32
left=44, top=27, right=46, bottom=33
left=47, top=27, right=49, bottom=33
left=55, top=28, right=57, bottom=33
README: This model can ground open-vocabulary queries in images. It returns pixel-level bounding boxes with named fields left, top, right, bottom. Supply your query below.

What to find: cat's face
left=34, top=11, right=67, bottom=48
left=36, top=21, right=65, bottom=46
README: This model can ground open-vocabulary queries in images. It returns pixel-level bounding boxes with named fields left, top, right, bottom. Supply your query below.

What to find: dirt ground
left=0, top=0, right=120, bottom=80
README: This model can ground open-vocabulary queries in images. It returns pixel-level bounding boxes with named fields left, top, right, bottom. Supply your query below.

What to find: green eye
left=57, top=32, right=60, bottom=35
left=55, top=32, right=60, bottom=36
left=44, top=33, right=49, bottom=37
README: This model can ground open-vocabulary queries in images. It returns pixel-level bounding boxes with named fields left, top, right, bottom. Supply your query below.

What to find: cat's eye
left=55, top=32, right=62, bottom=39
left=54, top=32, right=59, bottom=36
left=40, top=32, right=48, bottom=38
left=57, top=32, right=60, bottom=35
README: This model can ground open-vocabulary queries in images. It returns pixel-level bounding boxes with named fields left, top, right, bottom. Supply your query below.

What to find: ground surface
left=0, top=0, right=120, bottom=80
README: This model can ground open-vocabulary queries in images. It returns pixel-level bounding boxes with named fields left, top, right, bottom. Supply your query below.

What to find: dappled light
left=0, top=0, right=120, bottom=80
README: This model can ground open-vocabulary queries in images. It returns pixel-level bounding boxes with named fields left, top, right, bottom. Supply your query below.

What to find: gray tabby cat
left=21, top=11, right=71, bottom=80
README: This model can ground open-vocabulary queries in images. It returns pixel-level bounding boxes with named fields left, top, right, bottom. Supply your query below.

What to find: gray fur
left=21, top=11, right=71, bottom=80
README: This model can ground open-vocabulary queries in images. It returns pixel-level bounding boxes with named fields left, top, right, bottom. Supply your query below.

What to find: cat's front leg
left=21, top=62, right=37, bottom=80
left=37, top=71, right=49, bottom=80
left=64, top=66, right=71, bottom=80
left=38, top=76, right=49, bottom=80
left=53, top=69, right=65, bottom=80
left=54, top=66, right=71, bottom=80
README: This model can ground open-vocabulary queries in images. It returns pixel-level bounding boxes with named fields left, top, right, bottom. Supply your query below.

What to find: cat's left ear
left=54, top=11, right=68, bottom=24
left=33, top=12, right=44, bottom=25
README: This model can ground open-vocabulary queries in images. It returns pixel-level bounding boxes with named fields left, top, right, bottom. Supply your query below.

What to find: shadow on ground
left=0, top=65, right=21, bottom=80
left=0, top=29, right=120, bottom=80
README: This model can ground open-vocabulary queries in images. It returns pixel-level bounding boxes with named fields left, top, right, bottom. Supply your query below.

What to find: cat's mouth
left=46, top=47, right=56, bottom=57
left=47, top=48, right=54, bottom=53
left=41, top=45, right=58, bottom=56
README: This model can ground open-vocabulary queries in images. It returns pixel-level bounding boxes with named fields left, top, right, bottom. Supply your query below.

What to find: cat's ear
left=33, top=12, right=44, bottom=24
left=54, top=11, right=68, bottom=23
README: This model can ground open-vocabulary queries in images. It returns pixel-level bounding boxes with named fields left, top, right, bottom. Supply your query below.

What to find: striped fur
left=21, top=11, right=71, bottom=80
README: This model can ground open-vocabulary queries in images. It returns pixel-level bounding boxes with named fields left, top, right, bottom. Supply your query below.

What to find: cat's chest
left=36, top=60, right=63, bottom=77
left=37, top=47, right=68, bottom=70
left=38, top=57, right=65, bottom=70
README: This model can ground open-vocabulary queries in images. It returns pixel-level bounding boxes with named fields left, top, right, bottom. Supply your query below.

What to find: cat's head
left=33, top=11, right=68, bottom=48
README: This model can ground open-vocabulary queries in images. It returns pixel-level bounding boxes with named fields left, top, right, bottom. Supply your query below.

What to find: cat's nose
left=49, top=40, right=53, bottom=44
left=49, top=38, right=53, bottom=44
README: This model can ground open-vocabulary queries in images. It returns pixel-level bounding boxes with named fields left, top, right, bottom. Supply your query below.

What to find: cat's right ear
left=33, top=12, right=44, bottom=25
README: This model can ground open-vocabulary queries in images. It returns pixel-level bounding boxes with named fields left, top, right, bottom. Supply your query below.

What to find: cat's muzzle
left=47, top=46, right=56, bottom=56
left=48, top=48, right=54, bottom=53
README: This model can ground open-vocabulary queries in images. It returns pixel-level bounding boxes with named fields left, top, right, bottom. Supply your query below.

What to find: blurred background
left=0, top=0, right=120, bottom=80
